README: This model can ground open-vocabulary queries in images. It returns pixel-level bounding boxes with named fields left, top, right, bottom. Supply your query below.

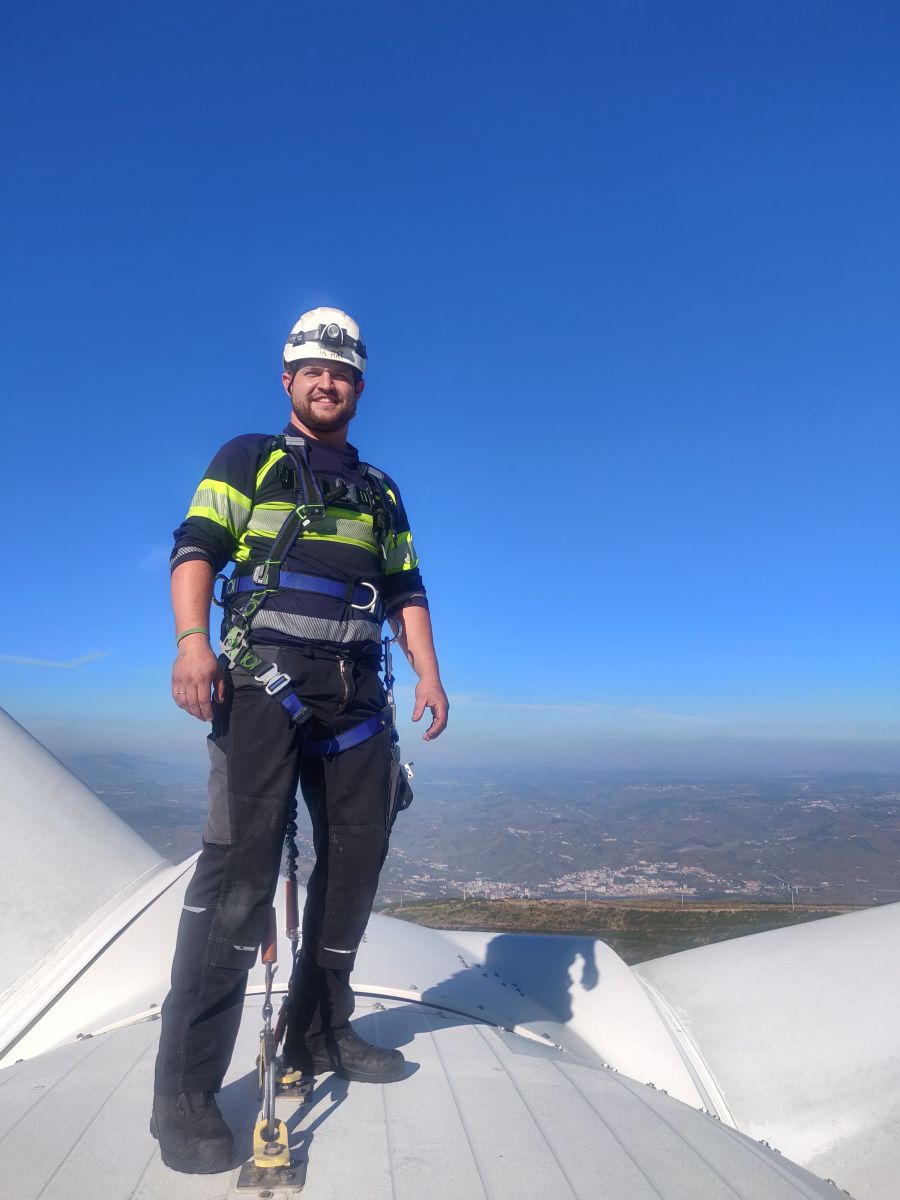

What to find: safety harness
left=216, top=434, right=403, bottom=758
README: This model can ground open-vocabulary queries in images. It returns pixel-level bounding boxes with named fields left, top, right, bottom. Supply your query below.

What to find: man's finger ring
left=176, top=690, right=187, bottom=694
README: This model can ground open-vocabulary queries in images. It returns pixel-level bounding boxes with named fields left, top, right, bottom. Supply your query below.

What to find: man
left=151, top=307, right=449, bottom=1174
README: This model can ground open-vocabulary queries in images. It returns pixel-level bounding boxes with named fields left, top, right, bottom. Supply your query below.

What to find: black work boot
left=150, top=1091, right=235, bottom=1174
left=303, top=1027, right=405, bottom=1083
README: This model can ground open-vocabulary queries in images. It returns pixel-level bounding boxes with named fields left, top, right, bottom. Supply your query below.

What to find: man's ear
left=282, top=370, right=294, bottom=398
left=355, top=376, right=366, bottom=399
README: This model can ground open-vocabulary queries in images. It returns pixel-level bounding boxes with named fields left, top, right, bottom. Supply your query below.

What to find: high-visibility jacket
left=171, top=426, right=427, bottom=650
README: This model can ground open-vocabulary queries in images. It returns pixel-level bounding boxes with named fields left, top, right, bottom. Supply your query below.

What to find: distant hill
left=60, top=751, right=208, bottom=864
left=379, top=767, right=900, bottom=905
left=54, top=754, right=900, bottom=904
left=378, top=897, right=866, bottom=964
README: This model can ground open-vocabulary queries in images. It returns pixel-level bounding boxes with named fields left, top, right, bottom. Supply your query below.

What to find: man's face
left=283, top=359, right=364, bottom=434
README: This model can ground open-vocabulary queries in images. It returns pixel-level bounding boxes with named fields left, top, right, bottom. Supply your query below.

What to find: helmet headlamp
left=283, top=307, right=368, bottom=374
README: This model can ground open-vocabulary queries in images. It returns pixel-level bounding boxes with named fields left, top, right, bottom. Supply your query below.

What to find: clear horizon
left=24, top=702, right=900, bottom=776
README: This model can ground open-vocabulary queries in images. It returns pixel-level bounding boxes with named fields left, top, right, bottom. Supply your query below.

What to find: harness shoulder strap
left=250, top=436, right=326, bottom=588
left=359, top=462, right=396, bottom=548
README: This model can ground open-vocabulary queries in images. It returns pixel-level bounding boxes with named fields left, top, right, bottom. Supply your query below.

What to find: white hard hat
left=283, top=307, right=367, bottom=374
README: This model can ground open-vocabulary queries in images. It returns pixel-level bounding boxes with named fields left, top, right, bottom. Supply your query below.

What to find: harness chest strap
left=241, top=436, right=327, bottom=592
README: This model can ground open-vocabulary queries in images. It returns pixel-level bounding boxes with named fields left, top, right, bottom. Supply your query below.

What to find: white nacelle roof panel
left=0, top=709, right=889, bottom=1199
left=6, top=862, right=705, bottom=1113
left=355, top=919, right=708, bottom=1107
left=635, top=902, right=900, bottom=1200
left=0, top=997, right=845, bottom=1200
left=0, top=707, right=166, bottom=1003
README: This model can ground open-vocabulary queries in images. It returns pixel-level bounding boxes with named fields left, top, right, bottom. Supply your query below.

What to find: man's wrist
left=176, top=628, right=210, bottom=648
left=416, top=671, right=443, bottom=686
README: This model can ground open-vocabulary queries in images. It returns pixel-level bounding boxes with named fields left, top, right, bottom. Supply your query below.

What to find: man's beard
left=292, top=394, right=357, bottom=433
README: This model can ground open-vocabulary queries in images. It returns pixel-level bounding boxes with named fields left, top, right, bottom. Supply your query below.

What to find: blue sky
left=2, top=1, right=899, bottom=769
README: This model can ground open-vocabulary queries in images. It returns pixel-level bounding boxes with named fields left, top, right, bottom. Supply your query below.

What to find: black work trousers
left=154, top=643, right=394, bottom=1095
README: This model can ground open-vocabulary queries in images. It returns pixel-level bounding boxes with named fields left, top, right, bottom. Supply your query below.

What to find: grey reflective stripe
left=385, top=589, right=427, bottom=611
left=243, top=506, right=295, bottom=535
left=234, top=944, right=256, bottom=952
left=171, top=544, right=210, bottom=564
left=328, top=513, right=378, bottom=547
left=245, top=504, right=378, bottom=550
left=251, top=610, right=380, bottom=645
left=182, top=905, right=206, bottom=913
left=190, top=485, right=251, bottom=536
left=322, top=946, right=357, bottom=955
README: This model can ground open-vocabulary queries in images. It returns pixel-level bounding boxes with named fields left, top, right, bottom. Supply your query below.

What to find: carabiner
left=350, top=580, right=379, bottom=614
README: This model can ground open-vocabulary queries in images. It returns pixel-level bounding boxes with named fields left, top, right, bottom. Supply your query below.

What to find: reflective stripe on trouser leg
left=154, top=671, right=303, bottom=1095
left=299, top=724, right=392, bottom=972
left=285, top=665, right=394, bottom=1047
left=206, top=790, right=289, bottom=969
left=155, top=843, right=248, bottom=1094
left=155, top=805, right=294, bottom=1093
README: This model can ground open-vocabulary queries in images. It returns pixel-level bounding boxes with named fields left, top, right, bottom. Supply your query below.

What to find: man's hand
left=172, top=640, right=226, bottom=722
left=411, top=675, right=449, bottom=741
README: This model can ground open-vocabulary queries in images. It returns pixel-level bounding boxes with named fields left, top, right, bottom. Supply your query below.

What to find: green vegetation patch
left=377, top=899, right=862, bottom=964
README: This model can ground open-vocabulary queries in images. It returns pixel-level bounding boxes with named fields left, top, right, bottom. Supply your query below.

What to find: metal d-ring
left=350, top=581, right=379, bottom=614
left=212, top=573, right=230, bottom=608
left=386, top=615, right=403, bottom=643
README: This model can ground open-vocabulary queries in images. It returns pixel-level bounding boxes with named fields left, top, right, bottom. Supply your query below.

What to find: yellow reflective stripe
left=237, top=529, right=378, bottom=555
left=186, top=504, right=234, bottom=531
left=186, top=478, right=252, bottom=539
left=234, top=501, right=383, bottom=561
left=243, top=504, right=373, bottom=520
left=327, top=507, right=374, bottom=527
left=255, top=448, right=285, bottom=491
left=196, top=478, right=252, bottom=510
left=384, top=529, right=419, bottom=575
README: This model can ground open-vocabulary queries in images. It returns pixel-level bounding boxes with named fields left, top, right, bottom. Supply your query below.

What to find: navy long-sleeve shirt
left=171, top=427, right=427, bottom=650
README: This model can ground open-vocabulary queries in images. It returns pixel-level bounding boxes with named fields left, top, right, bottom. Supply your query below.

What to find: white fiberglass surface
left=0, top=997, right=844, bottom=1200
left=635, top=902, right=900, bottom=1200
left=5, top=855, right=704, bottom=1115
left=0, top=707, right=166, bottom=1002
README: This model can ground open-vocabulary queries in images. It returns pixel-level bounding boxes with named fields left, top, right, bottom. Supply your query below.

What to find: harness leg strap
left=302, top=711, right=389, bottom=758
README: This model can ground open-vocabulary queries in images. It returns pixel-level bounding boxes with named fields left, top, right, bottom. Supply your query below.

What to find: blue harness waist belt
left=224, top=568, right=387, bottom=755
left=228, top=570, right=380, bottom=613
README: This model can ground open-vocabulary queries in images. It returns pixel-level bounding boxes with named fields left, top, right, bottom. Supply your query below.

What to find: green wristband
left=176, top=627, right=209, bottom=646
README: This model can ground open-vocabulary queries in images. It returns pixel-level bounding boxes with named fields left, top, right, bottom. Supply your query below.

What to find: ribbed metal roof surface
left=0, top=996, right=846, bottom=1200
